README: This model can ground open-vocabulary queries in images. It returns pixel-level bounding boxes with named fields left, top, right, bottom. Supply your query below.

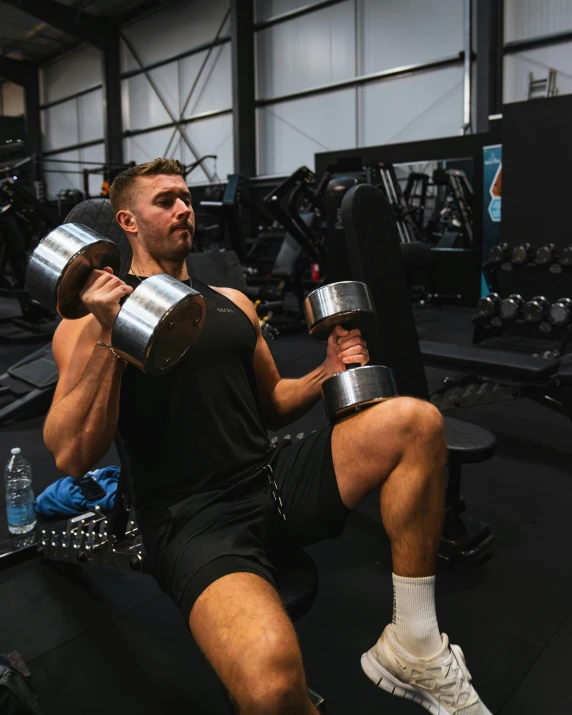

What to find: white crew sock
left=391, top=573, right=442, bottom=658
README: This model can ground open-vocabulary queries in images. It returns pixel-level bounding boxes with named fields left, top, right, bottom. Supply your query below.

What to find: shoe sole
left=361, top=650, right=447, bottom=714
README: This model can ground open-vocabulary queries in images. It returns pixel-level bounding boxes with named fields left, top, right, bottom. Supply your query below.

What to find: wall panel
left=256, top=0, right=355, bottom=99
left=255, top=0, right=311, bottom=22
left=180, top=43, right=232, bottom=117
left=41, top=99, right=80, bottom=152
left=504, top=42, right=572, bottom=102
left=0, top=83, right=25, bottom=117
left=359, top=0, right=463, bottom=74
left=505, top=0, right=572, bottom=43
left=41, top=45, right=102, bottom=104
left=257, top=88, right=356, bottom=175
left=360, top=66, right=464, bottom=147
left=121, top=0, right=230, bottom=73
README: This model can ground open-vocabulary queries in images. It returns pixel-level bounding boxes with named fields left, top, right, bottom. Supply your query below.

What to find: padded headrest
left=64, top=198, right=132, bottom=278
left=340, top=184, right=429, bottom=399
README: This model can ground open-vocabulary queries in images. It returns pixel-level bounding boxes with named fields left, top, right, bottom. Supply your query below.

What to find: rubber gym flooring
left=0, top=300, right=570, bottom=714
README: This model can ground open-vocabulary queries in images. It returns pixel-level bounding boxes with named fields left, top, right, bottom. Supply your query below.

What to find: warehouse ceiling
left=0, top=0, right=178, bottom=65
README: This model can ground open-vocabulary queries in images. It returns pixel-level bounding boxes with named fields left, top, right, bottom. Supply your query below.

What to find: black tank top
left=117, top=275, right=271, bottom=525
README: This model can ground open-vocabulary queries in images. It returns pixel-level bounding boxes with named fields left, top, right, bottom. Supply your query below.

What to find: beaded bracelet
left=95, top=341, right=128, bottom=366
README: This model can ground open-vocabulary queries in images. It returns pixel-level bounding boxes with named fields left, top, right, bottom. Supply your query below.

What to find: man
left=44, top=158, right=491, bottom=715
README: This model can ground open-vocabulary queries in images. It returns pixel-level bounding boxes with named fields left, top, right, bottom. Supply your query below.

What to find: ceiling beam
left=3, top=0, right=109, bottom=49
left=0, top=54, right=36, bottom=85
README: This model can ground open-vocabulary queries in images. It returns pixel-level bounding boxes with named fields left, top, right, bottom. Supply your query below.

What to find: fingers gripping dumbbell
left=26, top=223, right=206, bottom=375
left=304, top=281, right=397, bottom=421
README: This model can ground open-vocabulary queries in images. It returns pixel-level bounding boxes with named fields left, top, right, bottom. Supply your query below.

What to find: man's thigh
left=271, top=426, right=350, bottom=548
left=189, top=572, right=306, bottom=701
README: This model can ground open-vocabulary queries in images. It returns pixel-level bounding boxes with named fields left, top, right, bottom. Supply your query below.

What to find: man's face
left=131, top=174, right=195, bottom=261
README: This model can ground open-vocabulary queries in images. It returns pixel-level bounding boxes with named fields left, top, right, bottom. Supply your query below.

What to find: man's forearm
left=44, top=344, right=125, bottom=476
left=265, top=364, right=330, bottom=430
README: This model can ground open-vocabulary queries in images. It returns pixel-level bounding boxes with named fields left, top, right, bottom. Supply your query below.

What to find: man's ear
left=116, top=208, right=137, bottom=234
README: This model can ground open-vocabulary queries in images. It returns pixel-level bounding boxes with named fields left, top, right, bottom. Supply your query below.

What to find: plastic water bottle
left=5, top=448, right=36, bottom=535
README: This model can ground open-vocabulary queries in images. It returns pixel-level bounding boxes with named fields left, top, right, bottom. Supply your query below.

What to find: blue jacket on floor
left=34, top=466, right=120, bottom=516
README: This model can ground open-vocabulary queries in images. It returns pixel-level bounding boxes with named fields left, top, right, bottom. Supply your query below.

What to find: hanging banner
left=482, top=144, right=502, bottom=294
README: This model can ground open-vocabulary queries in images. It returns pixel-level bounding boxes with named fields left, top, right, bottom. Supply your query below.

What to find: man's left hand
left=322, top=324, right=370, bottom=378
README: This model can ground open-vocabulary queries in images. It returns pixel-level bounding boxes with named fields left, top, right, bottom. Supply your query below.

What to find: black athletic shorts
left=139, top=424, right=350, bottom=627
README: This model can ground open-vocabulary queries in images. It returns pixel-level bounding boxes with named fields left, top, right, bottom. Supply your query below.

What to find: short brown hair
left=109, top=158, right=185, bottom=213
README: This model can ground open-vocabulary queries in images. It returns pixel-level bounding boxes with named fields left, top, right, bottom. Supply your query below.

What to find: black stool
left=441, top=416, right=497, bottom=569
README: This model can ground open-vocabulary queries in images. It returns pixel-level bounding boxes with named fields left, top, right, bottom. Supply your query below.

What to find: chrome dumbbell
left=549, top=298, right=572, bottom=326
left=499, top=294, right=524, bottom=321
left=523, top=296, right=549, bottom=323
left=476, top=293, right=500, bottom=319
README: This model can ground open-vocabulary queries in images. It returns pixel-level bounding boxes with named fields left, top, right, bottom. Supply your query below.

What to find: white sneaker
left=361, top=624, right=492, bottom=714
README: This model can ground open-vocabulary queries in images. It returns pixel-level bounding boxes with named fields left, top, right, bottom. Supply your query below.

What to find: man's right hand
left=79, top=267, right=133, bottom=334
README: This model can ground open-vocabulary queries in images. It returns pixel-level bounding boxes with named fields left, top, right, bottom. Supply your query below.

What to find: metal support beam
left=121, top=32, right=214, bottom=182
left=101, top=29, right=124, bottom=170
left=0, top=57, right=42, bottom=155
left=163, top=8, right=230, bottom=158
left=462, top=0, right=473, bottom=134
left=24, top=69, right=41, bottom=155
left=3, top=0, right=107, bottom=49
left=475, top=0, right=504, bottom=133
left=0, top=56, right=35, bottom=85
left=231, top=0, right=256, bottom=178
left=3, top=1, right=123, bottom=169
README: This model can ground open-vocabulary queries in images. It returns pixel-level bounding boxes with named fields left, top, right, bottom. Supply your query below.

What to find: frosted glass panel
left=43, top=149, right=81, bottom=200
left=80, top=144, right=106, bottom=199
left=504, top=43, right=572, bottom=103
left=121, top=0, right=230, bottom=72
left=181, top=114, right=234, bottom=184
left=360, top=66, right=464, bottom=146
left=255, top=0, right=310, bottom=22
left=359, top=0, right=463, bottom=74
left=42, top=46, right=102, bottom=104
left=505, top=0, right=572, bottom=42
left=122, top=44, right=231, bottom=133
left=256, top=1, right=354, bottom=99
left=124, top=127, right=178, bottom=166
left=121, top=71, right=174, bottom=132
left=124, top=115, right=233, bottom=185
left=41, top=99, right=80, bottom=152
left=257, top=88, right=356, bottom=176
left=78, top=89, right=104, bottom=143
left=1, top=83, right=24, bottom=116
left=180, top=43, right=232, bottom=117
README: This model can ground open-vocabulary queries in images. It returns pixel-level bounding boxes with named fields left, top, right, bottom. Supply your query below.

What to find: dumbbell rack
left=37, top=506, right=144, bottom=572
left=473, top=313, right=572, bottom=354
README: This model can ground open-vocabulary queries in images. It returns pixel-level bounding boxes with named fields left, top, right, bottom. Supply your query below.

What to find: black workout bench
left=421, top=340, right=572, bottom=423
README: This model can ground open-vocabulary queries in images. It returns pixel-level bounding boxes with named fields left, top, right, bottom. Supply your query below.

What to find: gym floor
left=0, top=300, right=570, bottom=714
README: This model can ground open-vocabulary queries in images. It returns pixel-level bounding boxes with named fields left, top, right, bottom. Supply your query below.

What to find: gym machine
left=241, top=166, right=326, bottom=334
left=338, top=182, right=497, bottom=568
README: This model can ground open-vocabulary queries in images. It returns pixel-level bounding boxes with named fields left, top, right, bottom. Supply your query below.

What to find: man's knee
left=389, top=397, right=445, bottom=443
left=234, top=632, right=308, bottom=713
left=370, top=397, right=446, bottom=463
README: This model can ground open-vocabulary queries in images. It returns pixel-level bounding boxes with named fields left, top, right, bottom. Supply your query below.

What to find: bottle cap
left=10, top=448, right=21, bottom=455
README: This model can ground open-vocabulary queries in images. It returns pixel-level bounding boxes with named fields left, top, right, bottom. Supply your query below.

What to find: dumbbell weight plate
left=26, top=224, right=121, bottom=319
left=476, top=293, right=500, bottom=319
left=304, top=281, right=377, bottom=340
left=322, top=365, right=398, bottom=421
left=112, top=274, right=206, bottom=376
left=523, top=296, right=548, bottom=323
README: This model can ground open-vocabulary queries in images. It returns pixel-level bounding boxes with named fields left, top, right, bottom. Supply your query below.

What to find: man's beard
left=138, top=220, right=193, bottom=262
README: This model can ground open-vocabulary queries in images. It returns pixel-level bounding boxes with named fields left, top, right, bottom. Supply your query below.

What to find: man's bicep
left=221, top=287, right=281, bottom=403
left=253, top=326, right=281, bottom=406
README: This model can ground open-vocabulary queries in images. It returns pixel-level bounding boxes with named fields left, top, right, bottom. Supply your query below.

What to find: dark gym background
left=1, top=1, right=572, bottom=714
